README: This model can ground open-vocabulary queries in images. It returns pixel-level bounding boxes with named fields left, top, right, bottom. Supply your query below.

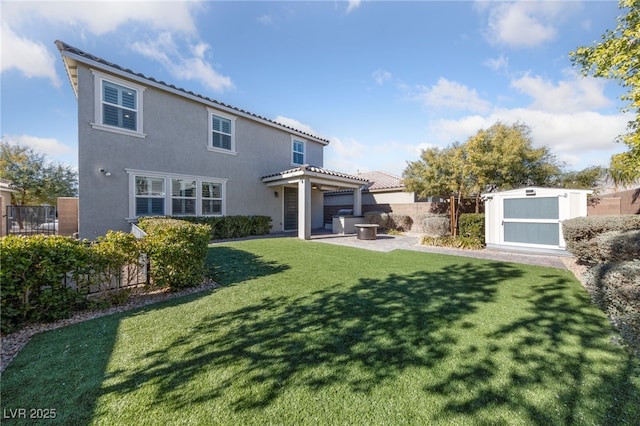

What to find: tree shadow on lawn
left=425, top=273, right=640, bottom=424
left=0, top=246, right=289, bottom=426
left=206, top=245, right=290, bottom=286
left=97, top=260, right=518, bottom=414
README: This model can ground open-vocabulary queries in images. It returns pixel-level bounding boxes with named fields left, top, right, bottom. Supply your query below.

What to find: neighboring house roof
left=0, top=179, right=18, bottom=193
left=323, top=170, right=404, bottom=194
left=357, top=171, right=404, bottom=192
left=55, top=40, right=330, bottom=146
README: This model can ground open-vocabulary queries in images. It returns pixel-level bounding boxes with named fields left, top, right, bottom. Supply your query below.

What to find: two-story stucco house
left=56, top=41, right=366, bottom=240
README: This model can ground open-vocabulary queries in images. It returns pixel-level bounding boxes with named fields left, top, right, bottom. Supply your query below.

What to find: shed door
left=502, top=197, right=560, bottom=246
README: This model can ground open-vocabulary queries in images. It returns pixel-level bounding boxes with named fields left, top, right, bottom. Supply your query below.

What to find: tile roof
left=357, top=171, right=404, bottom=191
left=261, top=165, right=369, bottom=182
left=54, top=40, right=330, bottom=145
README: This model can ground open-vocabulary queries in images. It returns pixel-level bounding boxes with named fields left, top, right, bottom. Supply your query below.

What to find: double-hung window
left=135, top=176, right=165, bottom=216
left=202, top=182, right=223, bottom=215
left=292, top=138, right=305, bottom=165
left=207, top=108, right=236, bottom=154
left=171, top=179, right=197, bottom=216
left=92, top=71, right=145, bottom=137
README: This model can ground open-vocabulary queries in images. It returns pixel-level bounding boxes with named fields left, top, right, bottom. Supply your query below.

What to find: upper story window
left=91, top=70, right=146, bottom=138
left=207, top=108, right=236, bottom=155
left=92, top=71, right=145, bottom=137
left=292, top=138, right=305, bottom=165
left=103, top=81, right=137, bottom=130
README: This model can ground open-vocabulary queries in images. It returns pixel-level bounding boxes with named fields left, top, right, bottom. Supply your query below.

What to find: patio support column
left=353, top=186, right=362, bottom=216
left=298, top=178, right=311, bottom=240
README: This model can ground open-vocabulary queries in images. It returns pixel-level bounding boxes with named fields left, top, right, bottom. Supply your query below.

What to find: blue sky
left=0, top=0, right=630, bottom=177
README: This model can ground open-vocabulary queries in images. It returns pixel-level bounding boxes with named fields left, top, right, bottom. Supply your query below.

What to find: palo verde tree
left=0, top=140, right=78, bottom=206
left=570, top=0, right=640, bottom=185
left=403, top=122, right=562, bottom=235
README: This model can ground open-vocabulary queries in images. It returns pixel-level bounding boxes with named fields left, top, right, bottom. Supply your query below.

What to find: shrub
left=168, top=215, right=271, bottom=239
left=417, top=214, right=450, bottom=237
left=459, top=213, right=485, bottom=244
left=420, top=235, right=484, bottom=250
left=388, top=214, right=413, bottom=232
left=592, top=229, right=640, bottom=264
left=138, top=218, right=212, bottom=290
left=89, top=231, right=144, bottom=292
left=583, top=260, right=640, bottom=355
left=563, top=215, right=640, bottom=264
left=364, top=211, right=392, bottom=230
left=0, top=235, right=89, bottom=333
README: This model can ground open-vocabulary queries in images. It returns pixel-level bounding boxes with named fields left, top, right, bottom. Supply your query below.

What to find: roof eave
left=55, top=41, right=330, bottom=146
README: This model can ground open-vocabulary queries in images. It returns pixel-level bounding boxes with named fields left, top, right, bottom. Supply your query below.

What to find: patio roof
left=261, top=165, right=368, bottom=190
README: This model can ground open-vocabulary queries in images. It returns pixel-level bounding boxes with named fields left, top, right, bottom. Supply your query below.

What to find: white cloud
left=0, top=24, right=61, bottom=87
left=479, top=1, right=578, bottom=47
left=372, top=69, right=392, bottom=85
left=273, top=116, right=320, bottom=137
left=417, top=78, right=492, bottom=113
left=1, top=1, right=203, bottom=86
left=324, top=136, right=367, bottom=173
left=3, top=0, right=200, bottom=36
left=429, top=109, right=629, bottom=167
left=346, top=0, right=362, bottom=14
left=484, top=55, right=509, bottom=73
left=511, top=72, right=611, bottom=113
left=2, top=134, right=75, bottom=165
left=131, top=33, right=234, bottom=93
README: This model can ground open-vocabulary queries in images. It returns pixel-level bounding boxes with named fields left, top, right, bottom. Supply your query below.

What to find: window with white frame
left=93, top=71, right=145, bottom=136
left=208, top=108, right=236, bottom=153
left=171, top=179, right=197, bottom=216
left=202, top=181, right=223, bottom=215
left=292, top=138, right=305, bottom=165
left=128, top=170, right=226, bottom=219
left=135, top=176, right=165, bottom=216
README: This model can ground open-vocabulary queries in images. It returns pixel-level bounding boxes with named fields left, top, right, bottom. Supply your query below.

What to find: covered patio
left=261, top=165, right=368, bottom=240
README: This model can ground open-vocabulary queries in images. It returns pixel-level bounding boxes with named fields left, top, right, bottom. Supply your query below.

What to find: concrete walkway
left=310, top=233, right=569, bottom=269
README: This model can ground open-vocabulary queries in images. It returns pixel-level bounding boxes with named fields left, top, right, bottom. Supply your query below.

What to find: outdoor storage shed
left=483, top=187, right=592, bottom=254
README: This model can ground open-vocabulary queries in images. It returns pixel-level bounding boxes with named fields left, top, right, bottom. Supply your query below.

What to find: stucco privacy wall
left=75, top=64, right=325, bottom=238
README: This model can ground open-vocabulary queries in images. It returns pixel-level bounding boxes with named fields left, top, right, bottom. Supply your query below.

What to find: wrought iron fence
left=6, top=205, right=57, bottom=236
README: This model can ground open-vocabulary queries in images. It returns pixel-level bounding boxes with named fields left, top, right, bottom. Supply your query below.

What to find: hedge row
left=0, top=232, right=141, bottom=333
left=1, top=218, right=214, bottom=334
left=562, top=215, right=640, bottom=265
left=164, top=215, right=271, bottom=239
left=563, top=214, right=640, bottom=355
left=459, top=213, right=485, bottom=244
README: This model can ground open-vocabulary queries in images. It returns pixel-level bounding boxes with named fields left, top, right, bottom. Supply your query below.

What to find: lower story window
left=172, top=178, right=197, bottom=216
left=135, top=176, right=165, bottom=216
left=202, top=181, right=223, bottom=215
left=128, top=171, right=226, bottom=218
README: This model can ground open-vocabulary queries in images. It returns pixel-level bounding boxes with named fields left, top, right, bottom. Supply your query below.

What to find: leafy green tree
left=557, top=166, right=607, bottom=193
left=570, top=0, right=640, bottom=183
left=403, top=122, right=562, bottom=235
left=0, top=140, right=77, bottom=206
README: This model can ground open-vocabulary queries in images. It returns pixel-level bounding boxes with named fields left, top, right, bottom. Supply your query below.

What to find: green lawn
left=2, top=239, right=639, bottom=425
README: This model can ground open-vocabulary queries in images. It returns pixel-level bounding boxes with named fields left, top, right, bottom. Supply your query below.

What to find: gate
left=6, top=205, right=58, bottom=236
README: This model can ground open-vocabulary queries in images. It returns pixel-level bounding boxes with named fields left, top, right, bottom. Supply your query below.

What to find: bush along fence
left=0, top=217, right=215, bottom=334
left=163, top=215, right=271, bottom=240
left=562, top=214, right=640, bottom=355
left=420, top=213, right=485, bottom=250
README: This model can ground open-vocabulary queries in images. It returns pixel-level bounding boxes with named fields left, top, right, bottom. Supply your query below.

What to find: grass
left=1, top=238, right=639, bottom=425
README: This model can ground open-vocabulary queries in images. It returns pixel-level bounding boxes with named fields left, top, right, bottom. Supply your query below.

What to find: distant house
left=0, top=179, right=18, bottom=237
left=56, top=41, right=367, bottom=240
